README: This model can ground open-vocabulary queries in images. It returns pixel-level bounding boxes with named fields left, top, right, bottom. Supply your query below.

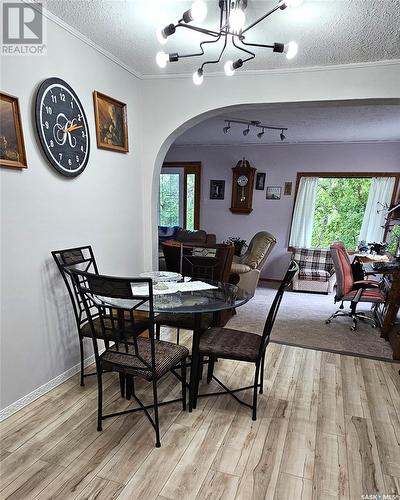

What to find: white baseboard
left=0, top=354, right=97, bottom=422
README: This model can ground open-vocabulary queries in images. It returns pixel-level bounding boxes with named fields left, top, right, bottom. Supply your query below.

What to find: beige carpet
left=227, top=284, right=396, bottom=362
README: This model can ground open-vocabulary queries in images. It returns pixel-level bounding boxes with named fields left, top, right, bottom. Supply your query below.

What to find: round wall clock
left=35, top=77, right=90, bottom=177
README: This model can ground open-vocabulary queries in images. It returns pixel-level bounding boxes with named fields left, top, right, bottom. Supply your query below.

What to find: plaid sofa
left=292, top=248, right=336, bottom=293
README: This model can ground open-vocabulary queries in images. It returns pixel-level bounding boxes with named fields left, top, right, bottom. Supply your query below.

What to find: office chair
left=326, top=243, right=386, bottom=331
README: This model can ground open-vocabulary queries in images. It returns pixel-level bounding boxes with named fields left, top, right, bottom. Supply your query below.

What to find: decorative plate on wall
left=35, top=77, right=90, bottom=177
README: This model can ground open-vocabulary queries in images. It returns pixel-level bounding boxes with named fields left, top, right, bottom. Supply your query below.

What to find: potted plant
left=226, top=237, right=248, bottom=257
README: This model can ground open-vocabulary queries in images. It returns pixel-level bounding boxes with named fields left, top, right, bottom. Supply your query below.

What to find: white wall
left=165, top=143, right=400, bottom=279
left=0, top=20, right=144, bottom=410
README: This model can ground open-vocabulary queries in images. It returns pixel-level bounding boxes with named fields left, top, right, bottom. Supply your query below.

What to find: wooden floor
left=1, top=330, right=399, bottom=500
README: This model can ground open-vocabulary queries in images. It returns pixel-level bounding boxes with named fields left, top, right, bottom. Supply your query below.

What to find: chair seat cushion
left=155, top=312, right=213, bottom=331
left=100, top=338, right=189, bottom=381
left=231, top=262, right=252, bottom=274
left=81, top=316, right=150, bottom=340
left=299, top=268, right=331, bottom=282
left=199, top=327, right=261, bottom=362
left=343, top=289, right=386, bottom=303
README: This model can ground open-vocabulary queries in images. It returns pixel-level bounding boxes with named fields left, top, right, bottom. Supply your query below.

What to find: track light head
left=223, top=122, right=231, bottom=134
left=280, top=130, right=286, bottom=141
left=257, top=129, right=265, bottom=139
left=243, top=126, right=250, bottom=136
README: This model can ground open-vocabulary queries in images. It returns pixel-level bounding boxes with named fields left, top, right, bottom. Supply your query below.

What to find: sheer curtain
left=289, top=177, right=318, bottom=248
left=359, top=176, right=396, bottom=243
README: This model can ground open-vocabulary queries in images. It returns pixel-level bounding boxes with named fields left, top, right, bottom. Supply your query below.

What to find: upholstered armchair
left=230, top=231, right=276, bottom=298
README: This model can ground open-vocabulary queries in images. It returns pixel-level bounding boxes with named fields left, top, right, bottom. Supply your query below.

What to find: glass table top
left=94, top=280, right=250, bottom=314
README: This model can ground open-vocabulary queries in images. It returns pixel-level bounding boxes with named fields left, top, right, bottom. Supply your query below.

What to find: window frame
left=161, top=162, right=201, bottom=230
left=288, top=171, right=400, bottom=251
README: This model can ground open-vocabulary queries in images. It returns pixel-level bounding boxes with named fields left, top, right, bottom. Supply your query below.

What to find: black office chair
left=196, top=260, right=299, bottom=420
left=71, top=269, right=188, bottom=447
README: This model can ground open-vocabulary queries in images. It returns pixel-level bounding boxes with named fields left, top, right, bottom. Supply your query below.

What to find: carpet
left=226, top=284, right=396, bottom=362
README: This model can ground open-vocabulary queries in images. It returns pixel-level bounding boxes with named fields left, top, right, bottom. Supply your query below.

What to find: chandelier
left=223, top=119, right=288, bottom=141
left=156, top=0, right=302, bottom=85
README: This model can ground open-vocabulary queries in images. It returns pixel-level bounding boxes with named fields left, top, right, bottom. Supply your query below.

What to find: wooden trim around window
left=162, top=162, right=201, bottom=229
left=288, top=171, right=400, bottom=251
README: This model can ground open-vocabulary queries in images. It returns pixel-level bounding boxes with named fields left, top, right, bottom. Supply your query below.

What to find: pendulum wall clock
left=35, top=77, right=90, bottom=177
left=230, top=158, right=256, bottom=214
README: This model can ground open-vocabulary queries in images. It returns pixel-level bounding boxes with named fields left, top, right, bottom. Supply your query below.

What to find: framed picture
left=0, top=92, right=27, bottom=168
left=266, top=186, right=281, bottom=200
left=284, top=182, right=292, bottom=196
left=93, top=91, right=128, bottom=152
left=255, top=172, right=266, bottom=190
left=210, top=180, right=225, bottom=200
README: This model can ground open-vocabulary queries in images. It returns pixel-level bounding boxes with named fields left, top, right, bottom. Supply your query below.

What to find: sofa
left=292, top=248, right=336, bottom=294
left=158, top=226, right=216, bottom=270
left=230, top=231, right=276, bottom=298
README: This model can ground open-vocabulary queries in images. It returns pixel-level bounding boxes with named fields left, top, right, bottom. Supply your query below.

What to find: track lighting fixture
left=222, top=119, right=288, bottom=141
left=155, top=0, right=302, bottom=84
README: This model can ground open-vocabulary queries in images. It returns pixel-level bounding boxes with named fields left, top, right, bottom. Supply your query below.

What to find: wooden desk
left=362, top=263, right=400, bottom=360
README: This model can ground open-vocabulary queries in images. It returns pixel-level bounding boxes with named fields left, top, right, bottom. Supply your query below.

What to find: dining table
left=95, top=277, right=250, bottom=412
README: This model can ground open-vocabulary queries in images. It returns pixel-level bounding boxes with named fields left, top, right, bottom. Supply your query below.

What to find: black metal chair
left=52, top=246, right=150, bottom=386
left=155, top=244, right=234, bottom=343
left=196, top=260, right=299, bottom=420
left=71, top=269, right=189, bottom=447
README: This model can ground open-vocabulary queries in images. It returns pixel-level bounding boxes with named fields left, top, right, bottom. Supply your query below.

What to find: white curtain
left=359, top=176, right=396, bottom=243
left=289, top=177, right=318, bottom=248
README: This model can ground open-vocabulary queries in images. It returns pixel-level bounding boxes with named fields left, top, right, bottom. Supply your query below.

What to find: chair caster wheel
left=325, top=320, right=331, bottom=324
left=371, top=324, right=377, bottom=329
left=350, top=326, right=356, bottom=332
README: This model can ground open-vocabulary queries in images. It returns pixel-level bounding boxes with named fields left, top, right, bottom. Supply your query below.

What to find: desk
left=96, top=280, right=250, bottom=410
left=362, top=262, right=400, bottom=360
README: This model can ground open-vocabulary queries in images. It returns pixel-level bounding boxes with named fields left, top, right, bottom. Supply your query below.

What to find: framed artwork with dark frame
left=284, top=182, right=292, bottom=195
left=210, top=180, right=225, bottom=200
left=0, top=92, right=27, bottom=169
left=93, top=91, right=128, bottom=153
left=266, top=186, right=281, bottom=200
left=255, top=172, right=266, bottom=190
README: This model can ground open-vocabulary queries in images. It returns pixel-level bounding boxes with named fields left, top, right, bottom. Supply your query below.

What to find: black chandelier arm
left=241, top=3, right=283, bottom=35
left=232, top=36, right=255, bottom=63
left=240, top=38, right=275, bottom=50
left=201, top=32, right=228, bottom=72
left=175, top=22, right=220, bottom=38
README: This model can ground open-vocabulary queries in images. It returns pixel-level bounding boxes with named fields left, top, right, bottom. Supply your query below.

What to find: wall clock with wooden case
left=35, top=77, right=90, bottom=177
left=230, top=158, right=256, bottom=214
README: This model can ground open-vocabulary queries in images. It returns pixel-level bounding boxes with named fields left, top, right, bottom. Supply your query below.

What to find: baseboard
left=0, top=353, right=98, bottom=422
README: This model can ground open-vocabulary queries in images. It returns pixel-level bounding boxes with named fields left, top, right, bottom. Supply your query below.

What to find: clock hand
left=64, top=124, right=83, bottom=133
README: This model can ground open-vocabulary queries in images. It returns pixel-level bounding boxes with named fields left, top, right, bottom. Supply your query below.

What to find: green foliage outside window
left=311, top=177, right=371, bottom=250
left=159, top=173, right=180, bottom=227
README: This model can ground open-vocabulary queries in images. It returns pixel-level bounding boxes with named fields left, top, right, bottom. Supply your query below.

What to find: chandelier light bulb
left=190, top=0, right=207, bottom=22
left=192, top=69, right=204, bottom=85
left=229, top=8, right=246, bottom=33
left=156, top=51, right=169, bottom=68
left=284, top=41, right=298, bottom=59
left=285, top=0, right=303, bottom=7
left=224, top=60, right=235, bottom=76
left=156, top=28, right=167, bottom=45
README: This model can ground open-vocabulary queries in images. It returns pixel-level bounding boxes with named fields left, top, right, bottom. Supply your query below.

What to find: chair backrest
left=240, top=231, right=276, bottom=271
left=70, top=269, right=156, bottom=377
left=182, top=243, right=234, bottom=282
left=259, top=260, right=299, bottom=359
left=51, top=246, right=99, bottom=330
left=330, top=243, right=354, bottom=299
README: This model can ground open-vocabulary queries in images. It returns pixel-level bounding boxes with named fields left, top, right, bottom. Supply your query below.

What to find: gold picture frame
left=93, top=91, right=129, bottom=153
left=0, top=92, right=27, bottom=168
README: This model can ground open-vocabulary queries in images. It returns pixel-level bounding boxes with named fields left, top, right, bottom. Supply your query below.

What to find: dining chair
left=155, top=243, right=235, bottom=343
left=70, top=269, right=189, bottom=447
left=195, top=260, right=299, bottom=420
left=52, top=245, right=150, bottom=387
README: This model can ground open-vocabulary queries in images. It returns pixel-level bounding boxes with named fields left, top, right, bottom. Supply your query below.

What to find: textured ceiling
left=173, top=102, right=400, bottom=145
left=46, top=0, right=400, bottom=77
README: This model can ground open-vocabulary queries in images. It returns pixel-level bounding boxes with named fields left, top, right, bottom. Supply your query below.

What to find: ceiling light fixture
left=155, top=0, right=302, bottom=84
left=222, top=119, right=288, bottom=141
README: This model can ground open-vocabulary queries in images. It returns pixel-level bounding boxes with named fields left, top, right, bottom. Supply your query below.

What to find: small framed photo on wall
left=255, top=172, right=266, bottom=190
left=266, top=186, right=281, bottom=200
left=0, top=92, right=27, bottom=169
left=284, top=182, right=292, bottom=196
left=210, top=180, right=225, bottom=200
left=93, top=91, right=129, bottom=152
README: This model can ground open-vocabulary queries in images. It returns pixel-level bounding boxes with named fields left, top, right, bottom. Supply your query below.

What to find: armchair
left=230, top=231, right=276, bottom=297
left=292, top=248, right=336, bottom=294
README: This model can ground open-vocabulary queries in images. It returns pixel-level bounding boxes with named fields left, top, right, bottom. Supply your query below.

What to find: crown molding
left=29, top=1, right=400, bottom=82
left=172, top=140, right=400, bottom=148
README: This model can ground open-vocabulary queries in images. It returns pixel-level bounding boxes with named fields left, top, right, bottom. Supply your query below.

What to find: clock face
left=237, top=175, right=249, bottom=187
left=35, top=78, right=90, bottom=177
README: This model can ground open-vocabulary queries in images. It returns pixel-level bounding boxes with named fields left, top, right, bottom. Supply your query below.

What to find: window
left=159, top=162, right=200, bottom=230
left=290, top=173, right=399, bottom=249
